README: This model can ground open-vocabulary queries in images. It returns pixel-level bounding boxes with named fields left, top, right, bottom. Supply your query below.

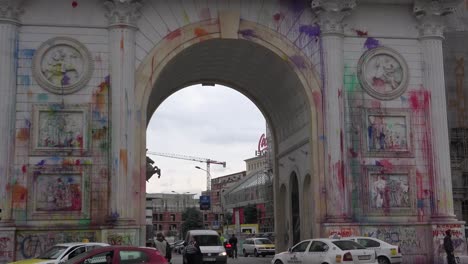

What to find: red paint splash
left=21, top=165, right=27, bottom=173
left=194, top=27, right=208, bottom=37
left=375, top=159, right=393, bottom=171
left=273, top=12, right=283, bottom=22
left=165, top=29, right=181, bottom=40
left=12, top=184, right=27, bottom=204
left=338, top=89, right=342, bottom=98
left=370, top=100, right=381, bottom=108
left=334, top=160, right=345, bottom=191
left=354, top=29, right=368, bottom=37
left=16, top=128, right=29, bottom=141
left=349, top=148, right=358, bottom=158
left=409, top=88, right=431, bottom=111
left=372, top=77, right=385, bottom=87
left=72, top=0, right=78, bottom=8
left=75, top=159, right=81, bottom=166
left=312, top=90, right=322, bottom=112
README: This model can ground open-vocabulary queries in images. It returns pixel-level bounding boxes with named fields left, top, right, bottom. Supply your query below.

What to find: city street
left=169, top=253, right=274, bottom=264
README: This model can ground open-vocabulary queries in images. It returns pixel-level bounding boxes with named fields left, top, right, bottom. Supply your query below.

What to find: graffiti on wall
left=35, top=174, right=82, bottom=211
left=432, top=224, right=467, bottom=256
left=0, top=232, right=14, bottom=262
left=16, top=231, right=96, bottom=260
left=106, top=231, right=136, bottom=246
left=362, top=226, right=424, bottom=254
left=327, top=227, right=357, bottom=238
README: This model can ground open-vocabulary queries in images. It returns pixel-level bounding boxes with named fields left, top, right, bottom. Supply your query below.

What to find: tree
left=244, top=204, right=258, bottom=223
left=181, top=207, right=203, bottom=239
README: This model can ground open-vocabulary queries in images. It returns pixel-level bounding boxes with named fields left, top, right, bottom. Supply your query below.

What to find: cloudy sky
left=145, top=84, right=266, bottom=196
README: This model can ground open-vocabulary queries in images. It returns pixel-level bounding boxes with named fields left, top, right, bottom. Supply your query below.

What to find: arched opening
left=290, top=172, right=300, bottom=245
left=135, top=21, right=323, bottom=251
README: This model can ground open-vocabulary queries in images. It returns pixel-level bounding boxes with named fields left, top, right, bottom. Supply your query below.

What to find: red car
left=63, top=246, right=167, bottom=264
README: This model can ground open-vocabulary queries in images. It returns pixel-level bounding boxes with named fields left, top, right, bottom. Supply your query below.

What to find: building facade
left=0, top=1, right=466, bottom=263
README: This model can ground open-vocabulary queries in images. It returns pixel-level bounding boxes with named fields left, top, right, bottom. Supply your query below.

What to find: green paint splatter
left=37, top=93, right=48, bottom=102
left=344, top=65, right=359, bottom=92
left=79, top=219, right=91, bottom=225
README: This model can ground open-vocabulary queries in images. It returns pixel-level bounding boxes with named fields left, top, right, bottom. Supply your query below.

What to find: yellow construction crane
left=146, top=151, right=226, bottom=191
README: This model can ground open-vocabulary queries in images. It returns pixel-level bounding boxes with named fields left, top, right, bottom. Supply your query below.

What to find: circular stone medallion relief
left=33, top=37, right=93, bottom=94
left=357, top=47, right=409, bottom=100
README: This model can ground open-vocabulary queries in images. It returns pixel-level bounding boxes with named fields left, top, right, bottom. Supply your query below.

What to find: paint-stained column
left=414, top=1, right=458, bottom=220
left=104, top=0, right=142, bottom=224
left=0, top=0, right=22, bottom=225
left=312, top=0, right=356, bottom=222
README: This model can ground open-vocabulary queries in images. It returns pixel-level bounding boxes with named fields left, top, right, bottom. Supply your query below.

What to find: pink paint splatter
left=21, top=165, right=27, bottom=173
left=312, top=90, right=322, bottom=112
left=273, top=13, right=283, bottom=22
left=408, top=88, right=431, bottom=111
left=370, top=100, right=381, bottom=108
left=165, top=29, right=182, bottom=40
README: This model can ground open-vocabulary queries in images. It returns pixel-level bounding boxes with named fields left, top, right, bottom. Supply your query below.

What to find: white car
left=271, top=238, right=377, bottom=264
left=242, top=237, right=275, bottom=257
left=11, top=242, right=110, bottom=264
left=346, top=236, right=402, bottom=264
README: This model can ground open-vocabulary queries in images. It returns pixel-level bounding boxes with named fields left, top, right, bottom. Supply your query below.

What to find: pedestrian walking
left=444, top=229, right=457, bottom=264
left=154, top=233, right=172, bottom=263
left=184, top=237, right=203, bottom=264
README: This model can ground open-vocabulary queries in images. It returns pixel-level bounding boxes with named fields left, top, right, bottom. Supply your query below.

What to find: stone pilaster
left=312, top=0, right=356, bottom=222
left=0, top=0, right=22, bottom=226
left=414, top=0, right=459, bottom=221
left=104, top=0, right=142, bottom=225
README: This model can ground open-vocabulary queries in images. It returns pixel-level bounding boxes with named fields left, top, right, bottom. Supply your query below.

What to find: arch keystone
left=219, top=10, right=240, bottom=39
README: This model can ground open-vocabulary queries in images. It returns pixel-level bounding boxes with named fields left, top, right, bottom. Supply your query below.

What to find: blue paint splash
left=299, top=24, right=320, bottom=37
left=17, top=75, right=30, bottom=86
left=364, top=37, right=380, bottom=50
left=20, top=49, right=35, bottom=58
left=238, top=29, right=256, bottom=39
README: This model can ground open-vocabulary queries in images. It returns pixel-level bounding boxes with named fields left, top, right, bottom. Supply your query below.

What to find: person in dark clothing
left=444, top=229, right=457, bottom=264
left=184, top=237, right=203, bottom=264
left=228, top=234, right=238, bottom=259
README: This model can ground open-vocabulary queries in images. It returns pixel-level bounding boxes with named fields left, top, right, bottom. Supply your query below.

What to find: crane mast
left=146, top=151, right=226, bottom=191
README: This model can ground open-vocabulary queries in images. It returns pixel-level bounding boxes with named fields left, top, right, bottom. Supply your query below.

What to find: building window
left=159, top=214, right=163, bottom=221
left=462, top=200, right=468, bottom=221
left=170, top=214, right=175, bottom=221
left=215, top=214, right=219, bottom=221
left=158, top=224, right=162, bottom=230
left=170, top=224, right=177, bottom=230
left=205, top=223, right=209, bottom=229
left=204, top=214, right=208, bottom=221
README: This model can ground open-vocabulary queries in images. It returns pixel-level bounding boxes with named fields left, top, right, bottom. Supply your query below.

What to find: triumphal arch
left=0, top=0, right=467, bottom=263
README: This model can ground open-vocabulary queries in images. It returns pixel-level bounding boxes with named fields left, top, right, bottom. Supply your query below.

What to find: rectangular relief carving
left=363, top=166, right=416, bottom=216
left=31, top=104, right=90, bottom=155
left=362, top=108, right=413, bottom=157
left=28, top=165, right=90, bottom=220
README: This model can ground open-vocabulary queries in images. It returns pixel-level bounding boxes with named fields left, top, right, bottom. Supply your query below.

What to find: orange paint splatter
left=120, top=149, right=128, bottom=174
left=165, top=29, right=181, bottom=40
left=120, top=35, right=124, bottom=50
left=16, top=128, right=29, bottom=141
left=12, top=184, right=27, bottom=203
left=194, top=27, right=208, bottom=37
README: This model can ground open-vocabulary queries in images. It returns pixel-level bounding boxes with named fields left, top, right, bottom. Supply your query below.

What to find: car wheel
left=378, top=256, right=391, bottom=264
left=254, top=249, right=259, bottom=257
left=262, top=254, right=266, bottom=257
left=243, top=249, right=248, bottom=257
left=274, top=260, right=284, bottom=264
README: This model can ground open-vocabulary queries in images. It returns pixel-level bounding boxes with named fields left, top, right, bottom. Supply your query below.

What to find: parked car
left=346, top=236, right=402, bottom=264
left=242, top=237, right=275, bottom=257
left=271, top=238, right=378, bottom=264
left=183, top=230, right=227, bottom=264
left=63, top=246, right=167, bottom=264
left=10, top=242, right=110, bottom=264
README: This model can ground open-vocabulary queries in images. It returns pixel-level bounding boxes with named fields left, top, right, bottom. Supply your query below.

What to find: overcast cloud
left=145, top=84, right=266, bottom=196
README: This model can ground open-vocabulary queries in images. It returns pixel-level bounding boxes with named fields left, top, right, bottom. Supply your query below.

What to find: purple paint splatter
left=364, top=37, right=380, bottom=50
left=61, top=75, right=70, bottom=85
left=299, top=24, right=320, bottom=37
left=280, top=0, right=307, bottom=14
left=290, top=55, right=306, bottom=69
left=238, top=29, right=256, bottom=39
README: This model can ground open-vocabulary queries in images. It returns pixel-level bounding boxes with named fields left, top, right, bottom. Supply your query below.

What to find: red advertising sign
left=256, top=133, right=268, bottom=156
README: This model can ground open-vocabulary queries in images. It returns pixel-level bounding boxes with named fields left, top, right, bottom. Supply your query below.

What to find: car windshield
left=194, top=235, right=221, bottom=246
left=37, top=246, right=68, bottom=259
left=63, top=250, right=95, bottom=264
left=256, top=239, right=273, bottom=244
left=333, top=240, right=366, bottom=250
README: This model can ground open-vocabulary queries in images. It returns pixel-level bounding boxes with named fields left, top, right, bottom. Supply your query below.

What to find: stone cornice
left=311, top=0, right=356, bottom=35
left=0, top=0, right=24, bottom=24
left=104, top=0, right=143, bottom=29
left=413, top=0, right=461, bottom=39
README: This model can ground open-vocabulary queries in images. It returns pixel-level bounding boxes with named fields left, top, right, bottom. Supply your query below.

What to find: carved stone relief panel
left=358, top=47, right=409, bottom=100
left=32, top=37, right=93, bottom=94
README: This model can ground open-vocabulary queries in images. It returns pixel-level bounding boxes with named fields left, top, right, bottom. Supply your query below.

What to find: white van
left=183, top=230, right=227, bottom=264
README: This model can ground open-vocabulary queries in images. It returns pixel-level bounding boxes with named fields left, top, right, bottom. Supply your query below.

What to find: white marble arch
left=134, top=19, right=323, bottom=252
